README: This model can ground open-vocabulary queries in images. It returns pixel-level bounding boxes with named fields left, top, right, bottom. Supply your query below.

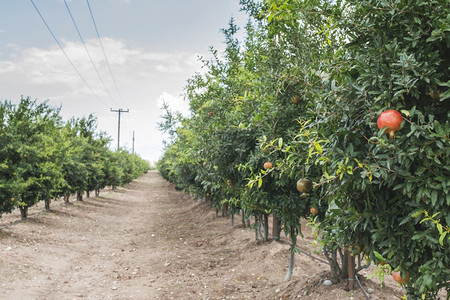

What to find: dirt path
left=0, top=171, right=407, bottom=300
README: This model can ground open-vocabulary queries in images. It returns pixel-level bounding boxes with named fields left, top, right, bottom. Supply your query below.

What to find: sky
left=0, top=0, right=248, bottom=162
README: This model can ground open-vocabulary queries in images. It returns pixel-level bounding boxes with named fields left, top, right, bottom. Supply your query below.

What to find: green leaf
left=373, top=250, right=385, bottom=261
left=415, top=166, right=426, bottom=176
left=431, top=190, right=438, bottom=206
left=412, top=232, right=425, bottom=240
left=439, top=231, right=447, bottom=246
left=400, top=216, right=411, bottom=226
left=411, top=209, right=425, bottom=218
left=314, top=141, right=323, bottom=154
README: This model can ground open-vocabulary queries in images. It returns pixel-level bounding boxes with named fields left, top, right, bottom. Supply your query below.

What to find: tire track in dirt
left=0, top=171, right=173, bottom=299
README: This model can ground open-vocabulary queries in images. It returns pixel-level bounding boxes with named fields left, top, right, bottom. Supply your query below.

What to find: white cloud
left=0, top=37, right=202, bottom=161
left=0, top=37, right=202, bottom=87
left=155, top=64, right=182, bottom=73
left=157, top=91, right=190, bottom=118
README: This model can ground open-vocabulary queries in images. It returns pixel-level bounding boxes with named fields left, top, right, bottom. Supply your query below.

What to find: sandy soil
left=0, top=171, right=419, bottom=299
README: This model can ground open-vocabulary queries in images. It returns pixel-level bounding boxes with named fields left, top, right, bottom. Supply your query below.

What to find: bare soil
left=0, top=171, right=414, bottom=299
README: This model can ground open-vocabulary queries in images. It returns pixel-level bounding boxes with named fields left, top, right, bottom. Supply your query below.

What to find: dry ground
left=0, top=171, right=420, bottom=299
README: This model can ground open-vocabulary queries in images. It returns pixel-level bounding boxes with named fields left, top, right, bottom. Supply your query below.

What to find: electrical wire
left=85, top=0, right=130, bottom=150
left=64, top=0, right=119, bottom=107
left=86, top=0, right=125, bottom=105
left=29, top=0, right=110, bottom=109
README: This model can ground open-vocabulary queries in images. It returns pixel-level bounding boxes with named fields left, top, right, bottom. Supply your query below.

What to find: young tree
left=1, top=97, right=63, bottom=218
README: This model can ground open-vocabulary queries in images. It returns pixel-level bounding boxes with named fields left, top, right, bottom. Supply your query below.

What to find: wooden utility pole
left=110, top=108, right=129, bottom=151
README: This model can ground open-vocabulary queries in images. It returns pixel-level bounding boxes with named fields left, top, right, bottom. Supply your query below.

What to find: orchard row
left=158, top=0, right=449, bottom=299
left=0, top=97, right=150, bottom=219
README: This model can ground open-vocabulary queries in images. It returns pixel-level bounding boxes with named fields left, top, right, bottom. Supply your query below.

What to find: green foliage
left=0, top=97, right=149, bottom=217
left=158, top=0, right=449, bottom=297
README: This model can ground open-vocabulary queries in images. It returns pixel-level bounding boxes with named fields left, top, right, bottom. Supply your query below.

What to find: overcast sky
left=0, top=0, right=247, bottom=162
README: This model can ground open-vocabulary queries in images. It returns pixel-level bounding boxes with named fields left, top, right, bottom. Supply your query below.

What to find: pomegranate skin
left=392, top=270, right=410, bottom=284
left=263, top=162, right=273, bottom=169
left=377, top=110, right=403, bottom=138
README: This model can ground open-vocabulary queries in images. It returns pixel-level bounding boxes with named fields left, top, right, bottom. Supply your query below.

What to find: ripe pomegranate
left=208, top=111, right=214, bottom=117
left=377, top=109, right=403, bottom=138
left=296, top=178, right=312, bottom=193
left=291, top=95, right=300, bottom=105
left=263, top=161, right=273, bottom=169
left=392, top=270, right=410, bottom=284
left=310, top=206, right=318, bottom=215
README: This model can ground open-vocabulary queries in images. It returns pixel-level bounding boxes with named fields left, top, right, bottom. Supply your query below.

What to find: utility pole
left=132, top=130, right=135, bottom=154
left=110, top=108, right=129, bottom=151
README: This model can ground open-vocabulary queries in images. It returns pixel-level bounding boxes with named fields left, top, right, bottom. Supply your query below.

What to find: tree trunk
left=276, top=218, right=283, bottom=238
left=272, top=213, right=282, bottom=240
left=330, top=248, right=340, bottom=284
left=45, top=199, right=50, bottom=211
left=64, top=194, right=70, bottom=204
left=241, top=209, right=248, bottom=228
left=347, top=250, right=356, bottom=290
left=263, top=213, right=269, bottom=242
left=285, top=226, right=296, bottom=282
left=86, top=190, right=90, bottom=198
left=20, top=206, right=28, bottom=220
left=222, top=203, right=228, bottom=217
left=76, top=191, right=83, bottom=201
left=95, top=189, right=100, bottom=197
left=231, top=213, right=234, bottom=227
left=255, top=215, right=259, bottom=240
left=324, top=245, right=341, bottom=284
left=340, top=248, right=349, bottom=280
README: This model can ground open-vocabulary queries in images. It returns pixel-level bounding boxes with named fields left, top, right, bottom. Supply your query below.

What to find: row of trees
left=0, top=97, right=149, bottom=219
left=158, top=0, right=449, bottom=298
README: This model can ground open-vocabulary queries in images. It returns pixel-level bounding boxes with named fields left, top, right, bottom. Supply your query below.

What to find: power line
left=29, top=0, right=109, bottom=109
left=64, top=0, right=119, bottom=107
left=86, top=0, right=125, bottom=105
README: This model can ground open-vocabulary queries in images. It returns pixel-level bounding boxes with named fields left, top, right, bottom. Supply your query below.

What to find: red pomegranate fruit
left=377, top=109, right=403, bottom=138
left=392, top=270, right=410, bottom=284
left=263, top=161, right=273, bottom=169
